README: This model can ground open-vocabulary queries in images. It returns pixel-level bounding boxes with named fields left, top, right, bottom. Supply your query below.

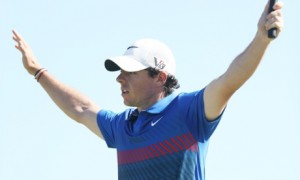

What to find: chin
left=123, top=100, right=132, bottom=107
left=123, top=101, right=136, bottom=108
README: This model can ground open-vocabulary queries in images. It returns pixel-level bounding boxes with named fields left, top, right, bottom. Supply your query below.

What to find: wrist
left=28, top=65, right=43, bottom=76
left=255, top=31, right=272, bottom=45
left=34, top=68, right=48, bottom=82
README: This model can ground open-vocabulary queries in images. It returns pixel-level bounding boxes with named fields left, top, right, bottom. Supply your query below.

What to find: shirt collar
left=144, top=93, right=177, bottom=114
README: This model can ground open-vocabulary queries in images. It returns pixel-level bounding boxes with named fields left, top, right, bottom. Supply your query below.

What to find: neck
left=137, top=92, right=165, bottom=112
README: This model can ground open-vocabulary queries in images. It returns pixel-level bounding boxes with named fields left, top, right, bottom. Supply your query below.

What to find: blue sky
left=1, top=0, right=299, bottom=179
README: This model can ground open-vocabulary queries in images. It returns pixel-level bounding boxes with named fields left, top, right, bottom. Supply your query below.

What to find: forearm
left=38, top=71, right=99, bottom=122
left=222, top=0, right=284, bottom=94
left=222, top=33, right=270, bottom=94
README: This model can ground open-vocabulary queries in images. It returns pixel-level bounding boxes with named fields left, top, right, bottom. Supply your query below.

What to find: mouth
left=121, top=88, right=129, bottom=95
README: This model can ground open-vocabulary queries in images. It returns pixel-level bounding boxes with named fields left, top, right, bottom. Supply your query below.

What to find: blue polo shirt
left=97, top=88, right=223, bottom=180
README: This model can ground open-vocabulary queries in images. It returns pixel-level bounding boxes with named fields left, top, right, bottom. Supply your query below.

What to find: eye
left=120, top=70, right=136, bottom=76
left=128, top=72, right=136, bottom=75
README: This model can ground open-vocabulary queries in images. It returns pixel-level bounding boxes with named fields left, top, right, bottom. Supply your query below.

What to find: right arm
left=12, top=30, right=103, bottom=139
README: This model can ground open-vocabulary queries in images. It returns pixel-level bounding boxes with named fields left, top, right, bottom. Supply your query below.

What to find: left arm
left=204, top=1, right=284, bottom=120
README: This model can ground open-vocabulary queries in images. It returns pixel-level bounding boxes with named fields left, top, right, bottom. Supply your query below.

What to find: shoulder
left=175, top=88, right=205, bottom=103
left=162, top=89, right=205, bottom=114
left=97, top=108, right=135, bottom=122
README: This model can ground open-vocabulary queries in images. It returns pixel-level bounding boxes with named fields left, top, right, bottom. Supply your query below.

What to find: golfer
left=13, top=1, right=283, bottom=179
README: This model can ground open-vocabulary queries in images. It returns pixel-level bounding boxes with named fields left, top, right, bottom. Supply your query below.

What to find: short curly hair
left=146, top=67, right=180, bottom=96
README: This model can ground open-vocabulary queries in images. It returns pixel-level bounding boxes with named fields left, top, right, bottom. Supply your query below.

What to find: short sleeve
left=182, top=89, right=224, bottom=142
left=97, top=109, right=118, bottom=148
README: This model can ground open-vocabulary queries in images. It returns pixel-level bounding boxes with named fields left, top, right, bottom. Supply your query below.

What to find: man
left=13, top=1, right=283, bottom=179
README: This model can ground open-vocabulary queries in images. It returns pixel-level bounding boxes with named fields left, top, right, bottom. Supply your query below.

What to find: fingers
left=256, top=1, right=284, bottom=41
left=265, top=4, right=284, bottom=32
left=12, top=30, right=42, bottom=75
left=273, top=1, right=284, bottom=11
left=12, top=29, right=28, bottom=53
left=265, top=0, right=284, bottom=12
left=12, top=29, right=23, bottom=42
left=12, top=30, right=22, bottom=50
left=259, top=1, right=284, bottom=38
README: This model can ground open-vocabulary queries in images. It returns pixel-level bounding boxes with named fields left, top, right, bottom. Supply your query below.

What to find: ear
left=157, top=71, right=168, bottom=85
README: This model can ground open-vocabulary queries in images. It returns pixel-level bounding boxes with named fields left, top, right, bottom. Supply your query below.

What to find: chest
left=116, top=111, right=198, bottom=160
left=116, top=114, right=199, bottom=179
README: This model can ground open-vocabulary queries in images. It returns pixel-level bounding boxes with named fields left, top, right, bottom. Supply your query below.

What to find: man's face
left=116, top=69, right=163, bottom=111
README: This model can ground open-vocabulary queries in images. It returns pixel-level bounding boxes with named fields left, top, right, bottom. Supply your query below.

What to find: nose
left=116, top=71, right=125, bottom=84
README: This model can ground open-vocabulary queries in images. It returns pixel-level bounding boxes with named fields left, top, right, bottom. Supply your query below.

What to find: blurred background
left=1, top=0, right=299, bottom=179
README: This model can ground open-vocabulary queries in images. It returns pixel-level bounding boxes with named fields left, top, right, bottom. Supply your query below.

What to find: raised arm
left=13, top=30, right=103, bottom=138
left=204, top=1, right=284, bottom=120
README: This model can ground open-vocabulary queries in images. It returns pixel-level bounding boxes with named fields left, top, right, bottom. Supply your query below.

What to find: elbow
left=68, top=104, right=91, bottom=124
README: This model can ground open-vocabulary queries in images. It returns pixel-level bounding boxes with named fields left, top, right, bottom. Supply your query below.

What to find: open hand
left=13, top=30, right=42, bottom=75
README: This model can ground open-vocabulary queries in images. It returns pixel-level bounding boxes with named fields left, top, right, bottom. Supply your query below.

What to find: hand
left=257, top=0, right=284, bottom=42
left=12, top=30, right=42, bottom=75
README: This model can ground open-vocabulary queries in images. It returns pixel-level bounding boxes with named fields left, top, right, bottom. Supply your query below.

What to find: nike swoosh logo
left=151, top=117, right=163, bottom=126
